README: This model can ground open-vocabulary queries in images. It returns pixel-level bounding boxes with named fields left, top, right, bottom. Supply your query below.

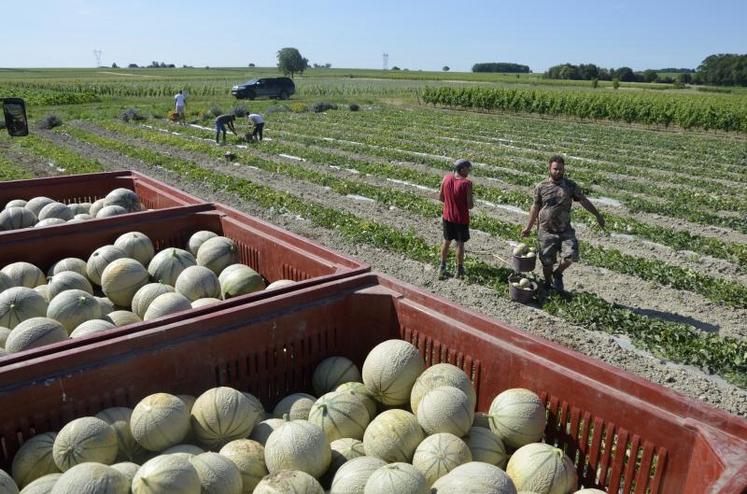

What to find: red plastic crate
left=0, top=202, right=368, bottom=365
left=0, top=273, right=743, bottom=493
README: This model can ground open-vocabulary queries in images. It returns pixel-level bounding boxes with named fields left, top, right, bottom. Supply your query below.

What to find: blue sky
left=6, top=0, right=746, bottom=71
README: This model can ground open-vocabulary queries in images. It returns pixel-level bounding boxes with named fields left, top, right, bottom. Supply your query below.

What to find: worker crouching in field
left=522, top=155, right=605, bottom=292
left=248, top=112, right=265, bottom=141
left=214, top=114, right=237, bottom=144
left=438, top=159, right=474, bottom=280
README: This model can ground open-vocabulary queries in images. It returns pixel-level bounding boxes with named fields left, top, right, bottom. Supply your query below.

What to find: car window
left=243, top=79, right=257, bottom=85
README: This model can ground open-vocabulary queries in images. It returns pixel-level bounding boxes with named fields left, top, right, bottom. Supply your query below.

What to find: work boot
left=438, top=264, right=447, bottom=280
left=543, top=278, right=552, bottom=291
left=456, top=266, right=466, bottom=279
left=552, top=271, right=565, bottom=292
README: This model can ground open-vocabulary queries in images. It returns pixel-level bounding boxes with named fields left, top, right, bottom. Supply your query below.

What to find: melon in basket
left=105, top=310, right=141, bottom=326
left=18, top=472, right=61, bottom=494
left=249, top=418, right=285, bottom=446
left=488, top=388, right=547, bottom=449
left=96, top=407, right=149, bottom=463
left=272, top=392, right=317, bottom=420
left=52, top=416, right=118, bottom=471
left=48, top=271, right=94, bottom=300
left=2, top=262, right=46, bottom=289
left=196, top=236, right=238, bottom=275
left=96, top=205, right=128, bottom=218
left=105, top=188, right=141, bottom=212
left=362, top=409, right=424, bottom=463
left=416, top=386, right=474, bottom=437
left=191, top=387, right=261, bottom=450
left=110, top=462, right=139, bottom=484
left=218, top=264, right=265, bottom=298
left=506, top=442, right=578, bottom=494
left=219, top=439, right=268, bottom=494
left=47, top=289, right=102, bottom=333
left=114, top=231, right=155, bottom=267
left=0, top=287, right=48, bottom=329
left=86, top=245, right=128, bottom=286
left=131, top=283, right=175, bottom=319
left=410, top=363, right=476, bottom=416
left=462, top=426, right=508, bottom=468
left=186, top=230, right=218, bottom=257
left=48, top=257, right=88, bottom=279
left=4, top=317, right=68, bottom=353
left=70, top=319, right=115, bottom=338
left=326, top=437, right=366, bottom=484
left=24, top=196, right=54, bottom=217
left=264, top=418, right=331, bottom=478
left=364, top=462, right=428, bottom=494
left=362, top=339, right=424, bottom=406
left=38, top=202, right=73, bottom=222
left=313, top=356, right=362, bottom=396
left=336, top=382, right=378, bottom=420
left=130, top=392, right=191, bottom=452
left=0, top=271, right=12, bottom=292
left=253, top=470, right=324, bottom=494
left=412, top=433, right=472, bottom=486
left=11, top=432, right=59, bottom=489
left=175, top=265, right=221, bottom=302
left=308, top=390, right=371, bottom=442
left=330, top=456, right=386, bottom=494
left=148, top=248, right=196, bottom=286
left=4, top=199, right=27, bottom=209
left=131, top=454, right=201, bottom=493
left=142, top=292, right=192, bottom=321
left=50, top=462, right=129, bottom=494
left=0, top=206, right=36, bottom=230
left=101, top=258, right=150, bottom=307
left=189, top=452, right=242, bottom=494
left=430, top=461, right=516, bottom=493
left=89, top=198, right=106, bottom=218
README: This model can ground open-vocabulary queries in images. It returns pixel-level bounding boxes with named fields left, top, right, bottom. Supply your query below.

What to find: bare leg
left=440, top=240, right=452, bottom=266
left=555, top=259, right=572, bottom=275
left=455, top=241, right=465, bottom=269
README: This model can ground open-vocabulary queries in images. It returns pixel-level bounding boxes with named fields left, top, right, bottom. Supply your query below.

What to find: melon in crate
left=33, top=285, right=49, bottom=302
left=249, top=418, right=285, bottom=446
left=96, top=296, right=115, bottom=315
left=70, top=213, right=93, bottom=222
left=313, top=356, right=362, bottom=396
left=114, top=231, right=155, bottom=267
left=189, top=452, right=242, bottom=494
left=17, top=472, right=61, bottom=494
left=130, top=392, right=191, bottom=452
left=412, top=433, right=472, bottom=486
left=2, top=262, right=46, bottom=289
left=105, top=188, right=141, bottom=212
left=24, top=196, right=54, bottom=217
left=362, top=409, right=424, bottom=463
left=0, top=271, right=12, bottom=292
left=11, top=432, right=59, bottom=489
left=336, top=382, right=378, bottom=420
left=506, top=442, right=578, bottom=494
left=48, top=257, right=89, bottom=280
left=463, top=426, right=508, bottom=468
left=196, top=236, right=238, bottom=275
left=430, top=461, right=516, bottom=493
left=254, top=470, right=324, bottom=494
left=0, top=469, right=16, bottom=494
left=488, top=388, right=547, bottom=449
left=326, top=438, right=366, bottom=484
left=35, top=218, right=66, bottom=228
left=175, top=265, right=221, bottom=302
left=47, top=271, right=94, bottom=300
left=4, top=317, right=68, bottom=353
left=86, top=245, right=128, bottom=286
left=0, top=287, right=48, bottom=329
left=362, top=339, right=424, bottom=406
left=218, top=264, right=265, bottom=298
left=272, top=392, right=317, bottom=420
left=219, top=439, right=268, bottom=494
left=364, top=462, right=428, bottom=494
left=191, top=297, right=221, bottom=308
left=0, top=326, right=10, bottom=347
left=131, top=454, right=201, bottom=494
left=96, top=205, right=129, bottom=218
left=309, top=390, right=370, bottom=442
left=410, top=363, right=476, bottom=416
left=38, top=202, right=73, bottom=222
left=50, top=463, right=129, bottom=494
left=416, top=386, right=474, bottom=437
left=131, top=283, right=175, bottom=319
left=191, top=387, right=261, bottom=450
left=265, top=279, right=296, bottom=290
left=162, top=444, right=205, bottom=456
left=89, top=198, right=106, bottom=218
left=0, top=206, right=36, bottom=230
left=143, top=292, right=192, bottom=321
left=52, top=416, right=118, bottom=471
left=186, top=230, right=218, bottom=257
left=96, top=407, right=149, bottom=463
left=105, top=310, right=141, bottom=326
left=110, top=462, right=139, bottom=484
left=265, top=419, right=331, bottom=478
left=148, top=248, right=196, bottom=286
left=101, top=258, right=150, bottom=307
left=330, top=456, right=386, bottom=494
left=47, top=289, right=102, bottom=333
left=68, top=203, right=91, bottom=216
left=4, top=199, right=27, bottom=209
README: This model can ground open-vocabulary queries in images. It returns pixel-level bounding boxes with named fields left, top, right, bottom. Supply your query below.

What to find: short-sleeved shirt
left=215, top=114, right=234, bottom=127
left=174, top=93, right=186, bottom=107
left=248, top=113, right=264, bottom=124
left=532, top=178, right=583, bottom=234
left=441, top=173, right=472, bottom=225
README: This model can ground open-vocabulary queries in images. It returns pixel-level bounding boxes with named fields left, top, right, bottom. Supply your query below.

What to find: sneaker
left=456, top=266, right=466, bottom=279
left=552, top=271, right=565, bottom=292
left=438, top=266, right=447, bottom=280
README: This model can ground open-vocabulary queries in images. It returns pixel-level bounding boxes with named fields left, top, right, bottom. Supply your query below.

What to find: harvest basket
left=510, top=253, right=537, bottom=272
left=508, top=273, right=538, bottom=303
left=0, top=273, right=744, bottom=493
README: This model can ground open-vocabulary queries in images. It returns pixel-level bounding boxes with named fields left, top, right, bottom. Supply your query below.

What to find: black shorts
left=442, top=219, right=470, bottom=242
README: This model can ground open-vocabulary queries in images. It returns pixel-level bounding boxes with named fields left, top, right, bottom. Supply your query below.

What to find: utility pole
left=93, top=49, right=103, bottom=67
left=382, top=53, right=389, bottom=71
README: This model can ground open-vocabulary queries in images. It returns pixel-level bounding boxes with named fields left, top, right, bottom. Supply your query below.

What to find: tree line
left=472, top=63, right=530, bottom=73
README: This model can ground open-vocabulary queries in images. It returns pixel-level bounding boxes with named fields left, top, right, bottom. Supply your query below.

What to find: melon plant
left=86, top=245, right=127, bottom=286
left=253, top=470, right=324, bottom=494
left=96, top=205, right=128, bottom=218
left=25, top=197, right=54, bottom=217
left=362, top=409, right=424, bottom=463
left=412, top=433, right=472, bottom=487
left=313, top=356, right=362, bottom=396
left=219, top=439, right=268, bottom=494
left=2, top=262, right=46, bottom=289
left=37, top=202, right=73, bottom=222
left=265, top=419, right=331, bottom=478
left=330, top=456, right=386, bottom=494
left=105, top=310, right=141, bottom=326
left=147, top=248, right=196, bottom=286
left=50, top=463, right=129, bottom=494
left=105, top=188, right=141, bottom=212
left=47, top=290, right=102, bottom=333
left=488, top=388, right=547, bottom=449
left=416, top=386, right=474, bottom=437
left=0, top=206, right=36, bottom=230
left=48, top=257, right=88, bottom=279
left=336, top=382, right=377, bottom=420
left=130, top=393, right=191, bottom=452
left=364, top=462, right=428, bottom=494
left=47, top=271, right=93, bottom=300
left=101, top=258, right=149, bottom=307
left=308, top=390, right=370, bottom=442
left=362, top=339, right=424, bottom=406
left=272, top=392, right=316, bottom=420
left=4, top=317, right=68, bottom=353
left=95, top=407, right=148, bottom=463
left=131, top=283, right=175, bottom=319
left=175, top=265, right=221, bottom=302
left=196, top=236, right=238, bottom=275
left=506, top=443, right=577, bottom=494
left=249, top=418, right=285, bottom=446
left=143, top=292, right=192, bottom=321
left=52, top=416, right=118, bottom=471
left=114, top=232, right=155, bottom=267
left=410, top=363, right=476, bottom=416
left=189, top=452, right=242, bottom=494
left=11, top=432, right=59, bottom=488
left=218, top=264, right=265, bottom=298
left=186, top=230, right=218, bottom=257
left=0, top=287, right=48, bottom=329
left=131, top=454, right=201, bottom=494
left=463, top=426, right=508, bottom=468
left=430, top=461, right=517, bottom=493
left=191, top=386, right=261, bottom=450
left=17, top=473, right=61, bottom=494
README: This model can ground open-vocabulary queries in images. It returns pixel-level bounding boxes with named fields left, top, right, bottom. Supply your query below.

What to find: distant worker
left=248, top=112, right=265, bottom=141
left=174, top=90, right=186, bottom=124
left=214, top=114, right=237, bottom=144
left=438, top=159, right=474, bottom=280
left=522, top=155, right=605, bottom=292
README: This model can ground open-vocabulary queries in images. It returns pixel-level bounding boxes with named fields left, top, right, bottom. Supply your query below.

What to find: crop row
left=13, top=135, right=104, bottom=174
left=0, top=84, right=100, bottom=106
left=52, top=123, right=747, bottom=387
left=0, top=150, right=33, bottom=181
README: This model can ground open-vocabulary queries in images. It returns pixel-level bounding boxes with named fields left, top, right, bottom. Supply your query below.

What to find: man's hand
left=521, top=226, right=532, bottom=237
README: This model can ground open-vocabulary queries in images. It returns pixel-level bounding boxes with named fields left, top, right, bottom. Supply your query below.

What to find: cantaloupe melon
left=105, top=188, right=141, bottom=212
left=35, top=218, right=66, bottom=228
left=69, top=213, right=93, bottom=222
left=178, top=395, right=196, bottom=412
left=0, top=207, right=36, bottom=231
left=248, top=418, right=285, bottom=446
left=0, top=287, right=48, bottom=329
left=430, top=461, right=516, bottom=493
left=5, top=317, right=68, bottom=353
left=105, top=310, right=141, bottom=326
left=48, top=258, right=88, bottom=279
left=573, top=489, right=606, bottom=494
left=462, top=426, right=508, bottom=468
left=308, top=390, right=370, bottom=442
left=11, top=432, right=59, bottom=489
left=131, top=283, right=175, bottom=319
left=86, top=245, right=127, bottom=286
left=186, top=231, right=218, bottom=257
left=131, top=454, right=201, bottom=494
left=33, top=285, right=49, bottom=303
left=110, top=462, right=140, bottom=484
left=330, top=456, right=386, bottom=494
left=196, top=236, right=238, bottom=275
left=265, top=419, right=331, bottom=478
left=191, top=297, right=221, bottom=308
left=362, top=409, right=424, bottom=463
left=2, top=262, right=46, bottom=289
left=362, top=339, right=424, bottom=406
left=0, top=326, right=10, bottom=347
left=88, top=198, right=106, bottom=218
left=313, top=356, right=361, bottom=396
left=0, top=272, right=13, bottom=292
left=253, top=470, right=324, bottom=494
left=219, top=439, right=267, bottom=494
left=488, top=388, right=546, bottom=449
left=506, top=443, right=577, bottom=494
left=325, top=438, right=365, bottom=485
left=218, top=264, right=265, bottom=299
left=175, top=265, right=221, bottom=302
left=472, top=411, right=491, bottom=429
left=101, top=258, right=149, bottom=307
left=68, top=203, right=91, bottom=216
left=0, top=468, right=17, bottom=493
left=130, top=393, right=191, bottom=452
left=161, top=444, right=204, bottom=456
left=410, top=363, right=476, bottom=416
left=4, top=199, right=27, bottom=209
left=96, top=296, right=115, bottom=315
left=37, top=203, right=73, bottom=222
left=70, top=319, right=116, bottom=338
left=114, top=232, right=155, bottom=267
left=265, top=279, right=296, bottom=290
left=16, top=472, right=61, bottom=494
left=242, top=392, right=266, bottom=420
left=52, top=416, right=118, bottom=471
left=416, top=386, right=474, bottom=437
left=336, top=382, right=377, bottom=420
left=272, top=393, right=316, bottom=420
left=147, top=248, right=195, bottom=286
left=24, top=197, right=54, bottom=218
left=47, top=289, right=102, bottom=334
left=95, top=407, right=149, bottom=463
left=364, top=462, right=428, bottom=494
left=412, top=433, right=472, bottom=486
left=189, top=452, right=242, bottom=494
left=50, top=463, right=128, bottom=494
left=47, top=272, right=93, bottom=300
left=191, top=386, right=260, bottom=450
left=96, top=205, right=128, bottom=218
left=142, top=292, right=192, bottom=321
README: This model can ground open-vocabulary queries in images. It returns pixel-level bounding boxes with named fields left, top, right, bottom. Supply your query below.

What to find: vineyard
left=1, top=69, right=746, bottom=419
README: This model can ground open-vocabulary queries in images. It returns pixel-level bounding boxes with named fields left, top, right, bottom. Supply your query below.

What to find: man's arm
left=438, top=178, right=445, bottom=203
left=467, top=182, right=474, bottom=209
left=522, top=204, right=539, bottom=237
left=577, top=195, right=605, bottom=229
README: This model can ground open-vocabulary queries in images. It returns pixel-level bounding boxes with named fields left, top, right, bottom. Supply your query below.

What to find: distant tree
left=472, top=62, right=530, bottom=73
left=677, top=72, right=692, bottom=84
left=249, top=63, right=255, bottom=67
left=642, top=69, right=658, bottom=83
left=391, top=66, right=401, bottom=71
left=696, top=53, right=747, bottom=86
left=277, top=47, right=309, bottom=78
left=111, top=62, right=118, bottom=69
left=442, top=66, right=450, bottom=71
left=614, top=67, right=635, bottom=82
left=128, top=63, right=139, bottom=68
left=324, top=63, right=332, bottom=68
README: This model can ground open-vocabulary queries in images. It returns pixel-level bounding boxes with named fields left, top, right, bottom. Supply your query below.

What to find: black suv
left=231, top=77, right=295, bottom=100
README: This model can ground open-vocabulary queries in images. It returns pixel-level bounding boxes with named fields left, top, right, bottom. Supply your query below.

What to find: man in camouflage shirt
left=522, top=155, right=605, bottom=292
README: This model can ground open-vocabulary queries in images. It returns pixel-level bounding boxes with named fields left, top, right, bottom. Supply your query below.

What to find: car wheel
left=279, top=91, right=288, bottom=100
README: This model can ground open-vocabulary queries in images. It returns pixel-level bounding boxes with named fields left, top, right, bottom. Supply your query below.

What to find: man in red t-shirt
left=438, top=158, right=474, bottom=280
